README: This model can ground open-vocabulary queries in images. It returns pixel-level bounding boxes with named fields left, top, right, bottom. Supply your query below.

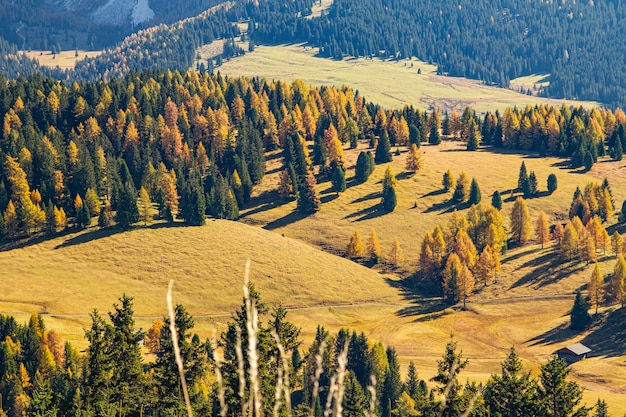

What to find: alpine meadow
left=1, top=0, right=626, bottom=416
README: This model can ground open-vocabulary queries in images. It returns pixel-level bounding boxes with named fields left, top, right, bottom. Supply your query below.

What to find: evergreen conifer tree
left=570, top=289, right=591, bottom=330
left=491, top=191, right=502, bottom=210
left=375, top=131, right=392, bottom=164
left=468, top=178, right=481, bottom=205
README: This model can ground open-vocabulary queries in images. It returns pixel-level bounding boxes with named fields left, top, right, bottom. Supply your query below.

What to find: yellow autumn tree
left=613, top=255, right=626, bottom=307
left=612, top=231, right=624, bottom=255
left=405, top=143, right=422, bottom=173
left=510, top=196, right=531, bottom=245
left=588, top=262, right=604, bottom=315
left=138, top=187, right=153, bottom=225
left=388, top=236, right=404, bottom=266
left=535, top=210, right=550, bottom=249
left=367, top=228, right=382, bottom=263
left=560, top=221, right=579, bottom=260
left=347, top=229, right=365, bottom=258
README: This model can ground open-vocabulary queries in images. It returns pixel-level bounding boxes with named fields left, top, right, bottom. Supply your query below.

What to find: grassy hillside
left=215, top=44, right=598, bottom=113
left=0, top=220, right=402, bottom=343
left=3, top=141, right=626, bottom=412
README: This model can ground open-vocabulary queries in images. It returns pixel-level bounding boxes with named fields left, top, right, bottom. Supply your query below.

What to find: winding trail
left=15, top=21, right=26, bottom=49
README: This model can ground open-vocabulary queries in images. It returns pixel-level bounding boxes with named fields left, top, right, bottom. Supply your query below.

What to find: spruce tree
left=570, top=289, right=591, bottom=330
left=381, top=166, right=398, bottom=212
left=429, top=120, right=441, bottom=145
left=484, top=347, right=537, bottom=417
left=547, top=173, right=558, bottom=194
left=331, top=165, right=347, bottom=193
left=375, top=130, right=392, bottom=164
left=537, top=357, right=590, bottom=417
left=115, top=182, right=139, bottom=228
left=442, top=169, right=455, bottom=192
left=468, top=178, right=481, bottom=205
left=381, top=347, right=403, bottom=417
left=355, top=151, right=372, bottom=183
left=297, top=171, right=321, bottom=213
left=518, top=161, right=528, bottom=191
left=491, top=191, right=503, bottom=210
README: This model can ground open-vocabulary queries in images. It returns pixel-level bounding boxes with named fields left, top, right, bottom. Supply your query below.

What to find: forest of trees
left=2, top=67, right=626, bottom=241
left=0, top=288, right=596, bottom=417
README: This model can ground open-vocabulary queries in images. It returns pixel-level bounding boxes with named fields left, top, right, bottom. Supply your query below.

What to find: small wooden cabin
left=556, top=343, right=591, bottom=363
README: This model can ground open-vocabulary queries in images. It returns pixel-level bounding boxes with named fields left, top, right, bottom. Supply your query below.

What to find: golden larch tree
left=388, top=236, right=404, bottom=266
left=510, top=196, right=531, bottom=245
left=138, top=187, right=153, bottom=225
left=367, top=228, right=382, bottom=263
left=612, top=231, right=624, bottom=256
left=560, top=221, right=579, bottom=260
left=588, top=262, right=604, bottom=316
left=347, top=229, right=365, bottom=258
left=535, top=210, right=550, bottom=248
left=405, top=143, right=422, bottom=173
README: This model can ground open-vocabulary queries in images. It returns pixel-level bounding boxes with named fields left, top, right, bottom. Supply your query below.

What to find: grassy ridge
left=216, top=44, right=598, bottom=113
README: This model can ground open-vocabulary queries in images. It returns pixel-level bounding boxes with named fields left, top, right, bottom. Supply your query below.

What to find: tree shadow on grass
left=396, top=171, right=414, bottom=180
left=54, top=222, right=187, bottom=249
left=344, top=203, right=387, bottom=222
left=423, top=198, right=454, bottom=213
left=263, top=210, right=309, bottom=231
left=0, top=228, right=75, bottom=252
left=421, top=189, right=446, bottom=198
left=320, top=194, right=339, bottom=203
left=389, top=274, right=451, bottom=322
left=350, top=191, right=381, bottom=204
left=580, top=307, right=626, bottom=357
left=526, top=321, right=574, bottom=348
left=510, top=255, right=588, bottom=289
left=239, top=190, right=290, bottom=219
left=501, top=246, right=541, bottom=264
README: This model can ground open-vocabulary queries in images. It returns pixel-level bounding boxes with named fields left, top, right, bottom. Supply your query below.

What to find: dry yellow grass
left=216, top=44, right=597, bottom=113
left=21, top=50, right=103, bottom=70
left=3, top=141, right=626, bottom=413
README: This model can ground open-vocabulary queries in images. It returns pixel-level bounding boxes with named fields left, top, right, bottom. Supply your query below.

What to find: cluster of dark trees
left=0, top=289, right=597, bottom=417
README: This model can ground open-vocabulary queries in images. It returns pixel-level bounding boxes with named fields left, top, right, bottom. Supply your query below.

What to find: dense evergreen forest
left=1, top=68, right=625, bottom=241
left=2, top=0, right=625, bottom=108
left=0, top=290, right=594, bottom=417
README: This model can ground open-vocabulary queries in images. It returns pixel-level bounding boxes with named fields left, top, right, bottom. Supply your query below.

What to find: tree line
left=0, top=286, right=599, bottom=417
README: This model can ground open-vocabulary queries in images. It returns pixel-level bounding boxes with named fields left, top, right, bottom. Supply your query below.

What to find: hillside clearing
left=216, top=44, right=598, bottom=113
left=21, top=50, right=103, bottom=69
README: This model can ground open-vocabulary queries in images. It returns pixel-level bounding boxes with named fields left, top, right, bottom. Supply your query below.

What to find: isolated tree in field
left=442, top=169, right=455, bottom=192
left=405, top=143, right=422, bottom=173
left=375, top=130, right=392, bottom=164
left=589, top=262, right=604, bottom=316
left=491, top=190, right=502, bottom=210
left=297, top=171, right=321, bottom=213
left=355, top=151, right=374, bottom=183
left=613, top=255, right=626, bottom=307
left=570, top=289, right=591, bottom=330
left=138, top=187, right=152, bottom=225
left=388, top=236, right=404, bottom=266
left=612, top=231, right=624, bottom=255
left=547, top=173, right=558, bottom=194
left=518, top=162, right=528, bottom=192
left=347, top=229, right=365, bottom=258
left=428, top=114, right=441, bottom=145
left=536, top=357, right=590, bottom=417
left=484, top=347, right=537, bottom=417
left=452, top=171, right=470, bottom=203
left=510, top=197, right=531, bottom=245
left=331, top=165, right=347, bottom=194
left=367, top=228, right=381, bottom=263
left=382, top=165, right=398, bottom=212
left=535, top=211, right=550, bottom=248
left=468, top=178, right=481, bottom=205
left=560, top=221, right=580, bottom=260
